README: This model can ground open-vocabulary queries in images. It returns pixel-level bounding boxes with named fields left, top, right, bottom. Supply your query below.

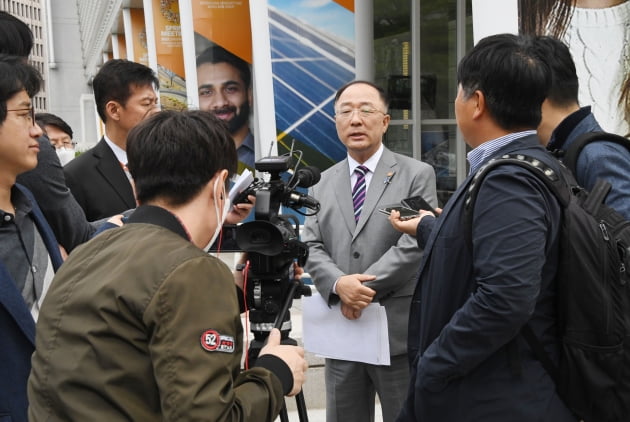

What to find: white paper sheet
left=302, top=293, right=390, bottom=365
left=228, top=169, right=254, bottom=205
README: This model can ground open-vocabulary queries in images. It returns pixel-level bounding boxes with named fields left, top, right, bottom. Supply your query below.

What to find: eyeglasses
left=335, top=107, right=386, bottom=120
left=50, top=138, right=77, bottom=150
left=7, top=107, right=35, bottom=126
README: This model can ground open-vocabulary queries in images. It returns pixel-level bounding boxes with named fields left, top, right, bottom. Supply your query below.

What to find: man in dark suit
left=64, top=59, right=160, bottom=221
left=302, top=80, right=437, bottom=422
left=0, top=55, right=64, bottom=422
left=391, top=34, right=577, bottom=421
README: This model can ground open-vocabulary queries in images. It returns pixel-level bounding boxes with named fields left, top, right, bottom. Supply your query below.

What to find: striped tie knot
left=352, top=165, right=369, bottom=222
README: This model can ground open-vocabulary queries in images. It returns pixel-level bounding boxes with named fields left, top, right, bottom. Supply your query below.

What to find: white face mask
left=56, top=148, right=75, bottom=166
left=204, top=177, right=231, bottom=252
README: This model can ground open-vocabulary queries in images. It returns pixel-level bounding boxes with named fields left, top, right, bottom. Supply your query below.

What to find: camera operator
left=28, top=110, right=307, bottom=421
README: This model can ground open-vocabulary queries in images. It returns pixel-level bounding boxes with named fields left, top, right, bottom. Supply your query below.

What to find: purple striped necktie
left=352, top=165, right=369, bottom=222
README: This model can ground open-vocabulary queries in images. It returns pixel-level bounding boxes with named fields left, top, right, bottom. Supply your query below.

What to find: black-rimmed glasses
left=7, top=107, right=35, bottom=126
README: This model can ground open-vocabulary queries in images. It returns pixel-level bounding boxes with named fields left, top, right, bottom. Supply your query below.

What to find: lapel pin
left=384, top=171, right=395, bottom=185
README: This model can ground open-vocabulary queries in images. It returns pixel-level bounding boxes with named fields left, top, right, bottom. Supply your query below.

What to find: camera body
left=235, top=156, right=318, bottom=343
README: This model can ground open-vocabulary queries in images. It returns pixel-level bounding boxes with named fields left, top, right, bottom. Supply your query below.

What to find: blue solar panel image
left=269, top=6, right=355, bottom=164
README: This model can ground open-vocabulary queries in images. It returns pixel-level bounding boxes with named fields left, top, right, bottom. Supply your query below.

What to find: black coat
left=64, top=138, right=135, bottom=221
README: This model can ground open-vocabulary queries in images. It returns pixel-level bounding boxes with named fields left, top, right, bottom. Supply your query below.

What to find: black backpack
left=465, top=153, right=630, bottom=422
left=554, top=131, right=630, bottom=176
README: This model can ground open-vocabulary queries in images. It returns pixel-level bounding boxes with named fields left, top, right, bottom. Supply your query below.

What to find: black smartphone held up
left=377, top=205, right=420, bottom=221
left=401, top=195, right=437, bottom=214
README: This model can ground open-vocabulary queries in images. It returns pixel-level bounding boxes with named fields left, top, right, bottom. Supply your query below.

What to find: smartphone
left=378, top=205, right=420, bottom=221
left=401, top=195, right=437, bottom=214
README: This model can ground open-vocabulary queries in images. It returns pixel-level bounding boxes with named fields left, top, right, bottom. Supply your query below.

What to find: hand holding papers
left=228, top=169, right=254, bottom=206
left=302, top=293, right=390, bottom=365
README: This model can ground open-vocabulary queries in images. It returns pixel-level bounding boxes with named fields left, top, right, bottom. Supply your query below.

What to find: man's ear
left=105, top=101, right=122, bottom=122
left=472, top=90, right=485, bottom=120
left=209, top=169, right=229, bottom=200
left=380, top=109, right=391, bottom=132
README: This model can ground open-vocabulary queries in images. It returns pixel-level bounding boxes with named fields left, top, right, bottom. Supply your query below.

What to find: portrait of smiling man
left=64, top=59, right=161, bottom=221
left=196, top=44, right=255, bottom=171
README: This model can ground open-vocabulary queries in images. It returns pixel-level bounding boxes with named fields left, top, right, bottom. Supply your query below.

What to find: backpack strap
left=464, top=153, right=570, bottom=251
left=464, top=153, right=569, bottom=383
left=561, top=131, right=630, bottom=176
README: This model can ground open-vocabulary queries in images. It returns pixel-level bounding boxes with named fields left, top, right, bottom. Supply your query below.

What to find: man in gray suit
left=302, top=80, right=437, bottom=422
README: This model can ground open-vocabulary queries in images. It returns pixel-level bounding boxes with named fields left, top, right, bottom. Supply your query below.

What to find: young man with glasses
left=2, top=10, right=98, bottom=254
left=302, top=80, right=438, bottom=422
left=0, top=55, right=64, bottom=422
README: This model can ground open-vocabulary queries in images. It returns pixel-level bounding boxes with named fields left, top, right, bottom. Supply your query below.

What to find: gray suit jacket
left=302, top=147, right=437, bottom=356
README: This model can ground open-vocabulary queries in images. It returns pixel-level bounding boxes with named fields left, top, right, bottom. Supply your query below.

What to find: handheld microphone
left=287, top=192, right=320, bottom=211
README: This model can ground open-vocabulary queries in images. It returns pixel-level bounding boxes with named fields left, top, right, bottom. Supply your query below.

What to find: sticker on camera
left=200, top=329, right=235, bottom=353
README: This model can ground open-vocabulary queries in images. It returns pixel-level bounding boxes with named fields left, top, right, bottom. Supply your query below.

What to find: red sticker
left=200, top=329, right=235, bottom=353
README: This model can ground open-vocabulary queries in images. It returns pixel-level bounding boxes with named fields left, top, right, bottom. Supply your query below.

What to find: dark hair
left=0, top=11, right=33, bottom=57
left=35, top=112, right=74, bottom=139
left=532, top=36, right=579, bottom=107
left=127, top=110, right=237, bottom=206
left=334, top=80, right=390, bottom=110
left=0, top=54, right=42, bottom=124
left=93, top=59, right=159, bottom=123
left=519, top=0, right=630, bottom=135
left=518, top=0, right=576, bottom=39
left=196, top=45, right=251, bottom=89
left=457, top=33, right=550, bottom=130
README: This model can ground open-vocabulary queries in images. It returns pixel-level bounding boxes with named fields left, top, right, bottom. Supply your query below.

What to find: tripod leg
left=278, top=402, right=289, bottom=422
left=276, top=391, right=309, bottom=422
left=295, top=390, right=309, bottom=422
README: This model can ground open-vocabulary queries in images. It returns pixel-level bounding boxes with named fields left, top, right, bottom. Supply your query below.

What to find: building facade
left=2, top=0, right=474, bottom=203
left=1, top=0, right=48, bottom=111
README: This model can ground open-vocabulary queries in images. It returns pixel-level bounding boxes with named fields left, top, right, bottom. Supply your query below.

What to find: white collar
left=347, top=143, right=384, bottom=176
left=103, top=133, right=128, bottom=165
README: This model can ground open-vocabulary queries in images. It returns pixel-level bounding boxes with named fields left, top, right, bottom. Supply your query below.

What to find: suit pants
left=325, top=354, right=409, bottom=422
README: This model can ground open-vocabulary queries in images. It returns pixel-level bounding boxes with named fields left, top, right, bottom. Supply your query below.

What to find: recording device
left=233, top=157, right=321, bottom=217
left=233, top=154, right=320, bottom=363
left=378, top=205, right=420, bottom=221
left=401, top=195, right=437, bottom=215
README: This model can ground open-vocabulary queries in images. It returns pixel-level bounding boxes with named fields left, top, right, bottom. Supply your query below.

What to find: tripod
left=246, top=278, right=311, bottom=422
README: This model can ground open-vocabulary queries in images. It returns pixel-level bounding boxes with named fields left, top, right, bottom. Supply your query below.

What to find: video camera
left=232, top=155, right=320, bottom=352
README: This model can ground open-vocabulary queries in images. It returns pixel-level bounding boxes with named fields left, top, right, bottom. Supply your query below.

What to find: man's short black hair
left=0, top=11, right=33, bottom=57
left=127, top=110, right=237, bottom=206
left=532, top=35, right=579, bottom=107
left=196, top=45, right=251, bottom=90
left=93, top=59, right=159, bottom=123
left=0, top=54, right=42, bottom=124
left=334, top=80, right=390, bottom=110
left=457, top=33, right=550, bottom=130
left=35, top=112, right=73, bottom=139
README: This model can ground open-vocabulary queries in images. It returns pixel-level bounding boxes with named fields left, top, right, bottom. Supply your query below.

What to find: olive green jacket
left=28, top=206, right=286, bottom=421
